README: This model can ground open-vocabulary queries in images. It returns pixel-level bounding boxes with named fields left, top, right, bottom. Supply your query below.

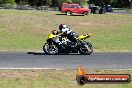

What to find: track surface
left=0, top=52, right=132, bottom=69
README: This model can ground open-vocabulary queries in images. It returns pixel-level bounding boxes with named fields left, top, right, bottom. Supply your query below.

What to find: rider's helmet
left=59, top=24, right=67, bottom=31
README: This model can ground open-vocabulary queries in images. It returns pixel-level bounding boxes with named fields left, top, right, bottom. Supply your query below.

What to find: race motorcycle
left=43, top=31, right=93, bottom=55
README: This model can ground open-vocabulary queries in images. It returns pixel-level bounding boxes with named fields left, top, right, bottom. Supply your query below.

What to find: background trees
left=0, top=0, right=131, bottom=7
left=0, top=0, right=16, bottom=4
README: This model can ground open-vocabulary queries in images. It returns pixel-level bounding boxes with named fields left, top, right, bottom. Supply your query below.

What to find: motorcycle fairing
left=78, top=34, right=91, bottom=40
left=48, top=34, right=59, bottom=39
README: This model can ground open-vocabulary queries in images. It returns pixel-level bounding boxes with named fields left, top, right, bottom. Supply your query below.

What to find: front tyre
left=79, top=44, right=93, bottom=55
left=43, top=43, right=59, bottom=55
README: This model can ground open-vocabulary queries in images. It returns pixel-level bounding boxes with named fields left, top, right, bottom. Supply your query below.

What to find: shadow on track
left=55, top=13, right=84, bottom=16
left=55, top=13, right=66, bottom=15
left=27, top=52, right=83, bottom=55
left=27, top=52, right=46, bottom=55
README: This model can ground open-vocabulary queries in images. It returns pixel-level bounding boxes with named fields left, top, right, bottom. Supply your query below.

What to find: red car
left=61, top=3, right=91, bottom=16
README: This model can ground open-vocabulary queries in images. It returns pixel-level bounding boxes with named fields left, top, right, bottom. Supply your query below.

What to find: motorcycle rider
left=51, top=24, right=78, bottom=47
left=57, top=24, right=78, bottom=46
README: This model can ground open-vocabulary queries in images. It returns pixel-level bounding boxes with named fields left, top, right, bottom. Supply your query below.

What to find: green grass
left=0, top=10, right=132, bottom=51
left=0, top=70, right=132, bottom=88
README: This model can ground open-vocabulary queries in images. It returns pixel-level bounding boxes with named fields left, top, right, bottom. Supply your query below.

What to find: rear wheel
left=66, top=11, right=72, bottom=16
left=83, top=11, right=88, bottom=16
left=79, top=44, right=93, bottom=55
left=43, top=43, right=59, bottom=55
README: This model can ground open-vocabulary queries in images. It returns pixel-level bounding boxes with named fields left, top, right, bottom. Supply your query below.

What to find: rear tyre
left=79, top=44, right=93, bottom=55
left=83, top=11, right=88, bottom=16
left=66, top=11, right=72, bottom=16
left=43, top=43, right=59, bottom=55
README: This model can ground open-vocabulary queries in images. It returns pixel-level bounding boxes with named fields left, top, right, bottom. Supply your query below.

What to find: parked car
left=89, top=4, right=113, bottom=14
left=99, top=5, right=106, bottom=14
left=61, top=3, right=91, bottom=16
left=105, top=5, right=113, bottom=12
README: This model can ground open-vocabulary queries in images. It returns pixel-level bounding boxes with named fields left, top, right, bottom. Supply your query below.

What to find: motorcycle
left=43, top=31, right=93, bottom=55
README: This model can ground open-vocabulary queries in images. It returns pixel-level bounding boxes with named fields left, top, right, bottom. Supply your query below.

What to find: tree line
left=0, top=0, right=131, bottom=7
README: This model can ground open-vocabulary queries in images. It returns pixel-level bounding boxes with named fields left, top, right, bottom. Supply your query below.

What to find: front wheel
left=43, top=43, right=59, bottom=55
left=79, top=44, right=93, bottom=55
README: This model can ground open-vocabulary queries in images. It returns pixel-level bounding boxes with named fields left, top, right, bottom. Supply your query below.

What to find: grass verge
left=0, top=69, right=131, bottom=88
left=0, top=10, right=132, bottom=51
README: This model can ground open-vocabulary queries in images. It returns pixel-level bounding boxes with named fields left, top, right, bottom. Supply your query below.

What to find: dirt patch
left=78, top=22, right=103, bottom=26
left=79, top=22, right=92, bottom=26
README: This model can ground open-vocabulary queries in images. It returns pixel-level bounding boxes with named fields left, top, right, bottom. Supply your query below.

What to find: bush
left=1, top=0, right=16, bottom=5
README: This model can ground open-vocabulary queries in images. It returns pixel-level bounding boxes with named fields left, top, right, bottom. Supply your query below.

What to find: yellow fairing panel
left=48, top=34, right=58, bottom=39
left=78, top=34, right=91, bottom=40
left=78, top=35, right=86, bottom=39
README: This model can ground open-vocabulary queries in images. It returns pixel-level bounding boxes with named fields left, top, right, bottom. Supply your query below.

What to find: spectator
left=89, top=3, right=94, bottom=13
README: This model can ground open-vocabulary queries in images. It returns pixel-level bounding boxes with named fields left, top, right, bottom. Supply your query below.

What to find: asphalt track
left=0, top=51, right=132, bottom=69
